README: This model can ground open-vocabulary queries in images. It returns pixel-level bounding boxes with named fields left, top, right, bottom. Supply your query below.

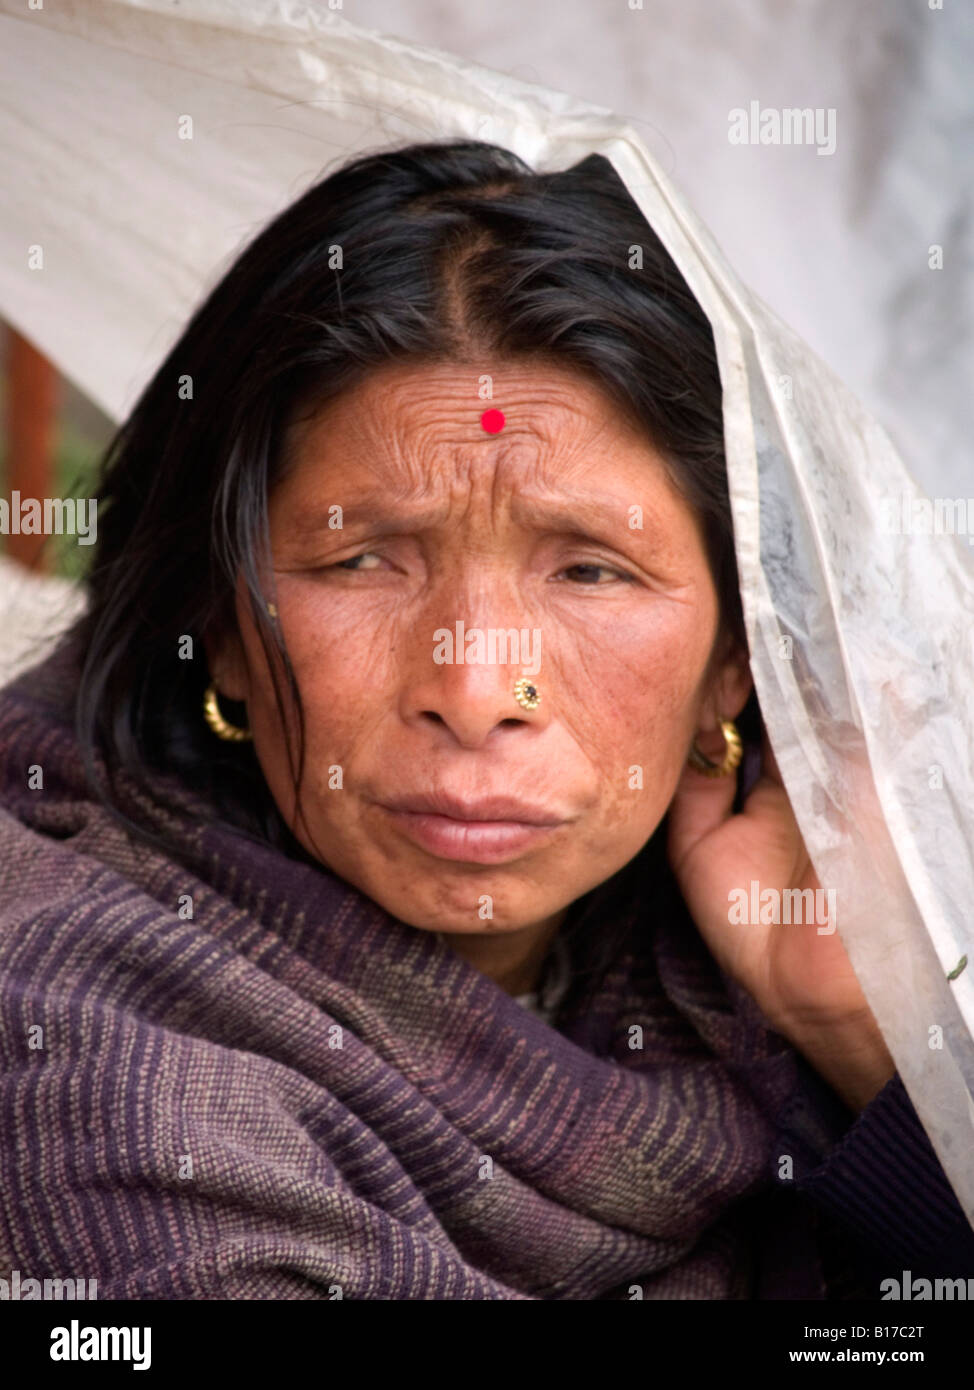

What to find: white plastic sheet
left=353, top=0, right=974, bottom=502
left=1, top=0, right=972, bottom=1220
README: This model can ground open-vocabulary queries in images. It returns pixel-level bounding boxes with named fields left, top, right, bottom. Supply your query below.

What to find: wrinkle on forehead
left=279, top=359, right=656, bottom=510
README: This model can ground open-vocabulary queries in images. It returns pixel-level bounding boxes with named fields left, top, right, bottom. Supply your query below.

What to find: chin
left=370, top=877, right=562, bottom=937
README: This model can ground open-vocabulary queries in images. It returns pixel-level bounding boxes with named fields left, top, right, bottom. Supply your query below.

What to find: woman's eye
left=336, top=552, right=384, bottom=571
left=559, top=562, right=631, bottom=584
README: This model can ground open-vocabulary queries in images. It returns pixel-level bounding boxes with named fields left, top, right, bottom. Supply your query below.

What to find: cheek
left=546, top=595, right=714, bottom=762
left=233, top=581, right=400, bottom=819
left=548, top=598, right=715, bottom=847
left=255, top=578, right=402, bottom=727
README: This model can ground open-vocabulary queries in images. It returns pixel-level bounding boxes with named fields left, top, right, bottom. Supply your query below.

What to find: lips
left=379, top=791, right=564, bottom=825
left=375, top=790, right=568, bottom=864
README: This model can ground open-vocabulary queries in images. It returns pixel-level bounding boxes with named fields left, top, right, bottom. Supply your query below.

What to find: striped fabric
left=0, top=637, right=812, bottom=1300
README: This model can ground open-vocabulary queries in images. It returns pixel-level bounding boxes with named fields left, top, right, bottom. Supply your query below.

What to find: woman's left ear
left=700, top=641, right=753, bottom=732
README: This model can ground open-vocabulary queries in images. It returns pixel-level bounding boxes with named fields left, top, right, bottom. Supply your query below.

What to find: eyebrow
left=287, top=501, right=447, bottom=536
left=286, top=492, right=648, bottom=540
left=513, top=492, right=646, bottom=536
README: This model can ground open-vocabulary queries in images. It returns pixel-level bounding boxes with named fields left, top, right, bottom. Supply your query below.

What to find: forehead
left=279, top=358, right=668, bottom=493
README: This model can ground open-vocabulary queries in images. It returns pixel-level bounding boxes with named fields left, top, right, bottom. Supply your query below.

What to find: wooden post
left=3, top=325, right=59, bottom=571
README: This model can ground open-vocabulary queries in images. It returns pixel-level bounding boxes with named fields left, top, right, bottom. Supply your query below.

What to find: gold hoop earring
left=687, top=718, right=742, bottom=777
left=513, top=677, right=540, bottom=711
left=203, top=683, right=252, bottom=743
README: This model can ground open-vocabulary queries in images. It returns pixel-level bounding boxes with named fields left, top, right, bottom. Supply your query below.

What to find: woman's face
left=209, top=360, right=750, bottom=938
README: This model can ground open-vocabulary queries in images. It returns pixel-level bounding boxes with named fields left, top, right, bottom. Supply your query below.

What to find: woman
left=0, top=139, right=971, bottom=1300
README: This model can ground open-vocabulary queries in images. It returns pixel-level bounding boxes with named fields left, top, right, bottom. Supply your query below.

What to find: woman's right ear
left=202, top=622, right=249, bottom=703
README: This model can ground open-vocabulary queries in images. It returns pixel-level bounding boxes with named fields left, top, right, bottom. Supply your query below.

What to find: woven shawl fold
left=0, top=633, right=811, bottom=1299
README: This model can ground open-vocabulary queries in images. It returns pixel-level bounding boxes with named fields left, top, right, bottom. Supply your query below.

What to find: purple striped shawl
left=0, top=637, right=812, bottom=1299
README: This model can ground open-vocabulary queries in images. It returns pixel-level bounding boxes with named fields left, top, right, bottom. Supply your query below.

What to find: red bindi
left=479, top=408, right=505, bottom=434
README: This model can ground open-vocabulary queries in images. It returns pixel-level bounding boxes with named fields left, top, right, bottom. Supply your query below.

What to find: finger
left=667, top=743, right=739, bottom=867
left=738, top=729, right=808, bottom=871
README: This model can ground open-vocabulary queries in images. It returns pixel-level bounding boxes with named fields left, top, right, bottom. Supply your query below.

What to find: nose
left=399, top=624, right=548, bottom=749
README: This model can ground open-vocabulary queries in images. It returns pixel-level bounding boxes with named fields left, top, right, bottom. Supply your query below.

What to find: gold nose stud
left=513, top=677, right=540, bottom=711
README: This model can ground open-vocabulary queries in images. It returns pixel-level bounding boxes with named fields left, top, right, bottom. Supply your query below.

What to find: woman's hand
left=666, top=727, right=895, bottom=1111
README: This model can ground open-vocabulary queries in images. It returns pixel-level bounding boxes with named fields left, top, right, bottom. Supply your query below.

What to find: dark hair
left=70, top=138, right=751, bottom=1004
